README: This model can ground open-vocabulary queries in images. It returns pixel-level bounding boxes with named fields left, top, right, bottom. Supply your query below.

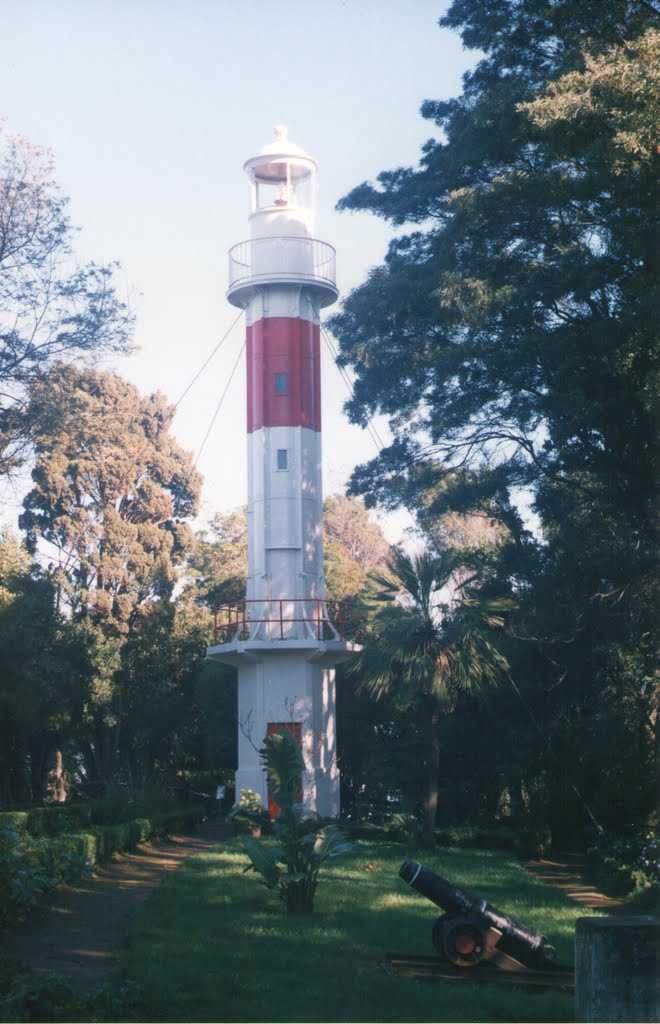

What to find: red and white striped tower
left=207, top=127, right=359, bottom=817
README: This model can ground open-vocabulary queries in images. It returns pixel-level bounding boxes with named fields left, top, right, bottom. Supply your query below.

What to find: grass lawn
left=120, top=838, right=591, bottom=1022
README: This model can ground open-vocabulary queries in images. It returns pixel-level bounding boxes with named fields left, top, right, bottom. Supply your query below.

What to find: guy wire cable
left=317, top=308, right=442, bottom=555
left=174, top=309, right=243, bottom=410
left=193, top=338, right=246, bottom=468
left=314, top=305, right=387, bottom=456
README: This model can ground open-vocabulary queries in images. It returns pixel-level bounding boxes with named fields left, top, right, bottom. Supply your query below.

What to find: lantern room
left=227, top=127, right=337, bottom=309
left=244, top=125, right=317, bottom=237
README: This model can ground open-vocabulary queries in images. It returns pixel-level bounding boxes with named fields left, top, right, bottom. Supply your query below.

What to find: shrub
left=390, top=812, right=425, bottom=850
left=586, top=830, right=660, bottom=902
left=0, top=958, right=143, bottom=1022
left=0, top=826, right=90, bottom=927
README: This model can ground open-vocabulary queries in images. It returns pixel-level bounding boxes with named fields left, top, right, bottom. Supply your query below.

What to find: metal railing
left=212, top=598, right=357, bottom=644
left=227, top=237, right=336, bottom=293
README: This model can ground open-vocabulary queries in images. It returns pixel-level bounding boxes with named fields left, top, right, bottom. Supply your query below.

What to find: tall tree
left=329, top=2, right=659, bottom=837
left=19, top=364, right=201, bottom=782
left=117, top=598, right=215, bottom=788
left=354, top=548, right=509, bottom=845
left=189, top=508, right=248, bottom=610
left=323, top=494, right=391, bottom=602
left=0, top=124, right=132, bottom=476
left=0, top=531, right=88, bottom=802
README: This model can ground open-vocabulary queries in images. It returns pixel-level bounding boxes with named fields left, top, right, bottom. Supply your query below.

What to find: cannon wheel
left=432, top=913, right=489, bottom=968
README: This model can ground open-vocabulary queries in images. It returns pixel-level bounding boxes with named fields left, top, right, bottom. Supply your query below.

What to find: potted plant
left=227, top=788, right=269, bottom=838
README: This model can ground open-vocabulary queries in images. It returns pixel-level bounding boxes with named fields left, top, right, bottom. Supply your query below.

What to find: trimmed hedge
left=65, top=805, right=208, bottom=866
left=0, top=803, right=207, bottom=846
left=1, top=805, right=208, bottom=927
left=0, top=804, right=92, bottom=838
left=434, top=826, right=519, bottom=852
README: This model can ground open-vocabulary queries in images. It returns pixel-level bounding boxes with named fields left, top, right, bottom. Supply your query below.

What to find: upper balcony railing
left=227, top=236, right=338, bottom=306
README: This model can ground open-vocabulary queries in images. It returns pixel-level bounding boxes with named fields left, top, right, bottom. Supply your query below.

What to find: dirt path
left=523, top=852, right=623, bottom=911
left=0, top=818, right=231, bottom=988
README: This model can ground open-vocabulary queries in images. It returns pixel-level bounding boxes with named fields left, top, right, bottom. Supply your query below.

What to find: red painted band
left=247, top=317, right=321, bottom=432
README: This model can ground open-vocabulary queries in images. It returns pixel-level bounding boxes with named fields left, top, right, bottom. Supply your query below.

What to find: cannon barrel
left=399, top=860, right=556, bottom=968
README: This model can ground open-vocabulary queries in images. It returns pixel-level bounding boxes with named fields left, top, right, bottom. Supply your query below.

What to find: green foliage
left=353, top=547, right=510, bottom=845
left=329, top=0, right=659, bottom=842
left=586, top=831, right=660, bottom=906
left=15, top=364, right=202, bottom=788
left=87, top=805, right=206, bottom=862
left=193, top=660, right=238, bottom=781
left=389, top=812, right=424, bottom=851
left=0, top=532, right=91, bottom=804
left=0, top=826, right=54, bottom=926
left=0, top=958, right=143, bottom=1023
left=241, top=729, right=352, bottom=914
left=188, top=508, right=248, bottom=609
left=21, top=364, right=201, bottom=629
left=0, top=824, right=92, bottom=927
left=336, top=662, right=426, bottom=822
left=116, top=600, right=213, bottom=788
left=323, top=494, right=391, bottom=602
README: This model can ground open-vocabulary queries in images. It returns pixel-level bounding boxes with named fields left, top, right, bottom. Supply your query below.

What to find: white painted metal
left=247, top=424, right=323, bottom=636
left=230, top=651, right=340, bottom=816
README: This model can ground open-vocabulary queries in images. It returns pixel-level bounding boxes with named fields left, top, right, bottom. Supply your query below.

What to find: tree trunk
left=50, top=749, right=67, bottom=802
left=421, top=696, right=441, bottom=847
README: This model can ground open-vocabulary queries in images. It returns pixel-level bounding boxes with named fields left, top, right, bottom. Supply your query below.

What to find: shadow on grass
left=119, top=840, right=579, bottom=1023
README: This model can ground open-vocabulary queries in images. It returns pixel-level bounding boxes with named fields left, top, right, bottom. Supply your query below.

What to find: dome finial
left=274, top=124, right=288, bottom=141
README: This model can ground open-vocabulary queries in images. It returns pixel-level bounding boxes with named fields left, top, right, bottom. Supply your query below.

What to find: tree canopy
left=21, top=363, right=201, bottom=631
left=0, top=124, right=133, bottom=477
left=329, top=0, right=659, bottom=838
left=16, top=364, right=203, bottom=784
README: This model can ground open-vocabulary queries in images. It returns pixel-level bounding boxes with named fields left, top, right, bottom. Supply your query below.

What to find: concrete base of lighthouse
left=206, top=639, right=358, bottom=818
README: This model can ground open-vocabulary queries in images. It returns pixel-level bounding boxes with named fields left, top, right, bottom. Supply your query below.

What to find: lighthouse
left=206, top=127, right=359, bottom=818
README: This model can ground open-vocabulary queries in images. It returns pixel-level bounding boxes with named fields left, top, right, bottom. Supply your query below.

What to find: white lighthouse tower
left=206, top=127, right=358, bottom=818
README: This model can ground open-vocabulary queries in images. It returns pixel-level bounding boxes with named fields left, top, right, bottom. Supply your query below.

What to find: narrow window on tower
left=275, top=372, right=288, bottom=395
left=277, top=449, right=288, bottom=471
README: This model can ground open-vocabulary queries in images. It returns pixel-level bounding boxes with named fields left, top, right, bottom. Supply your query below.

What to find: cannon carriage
left=380, top=860, right=573, bottom=991
left=399, top=859, right=557, bottom=970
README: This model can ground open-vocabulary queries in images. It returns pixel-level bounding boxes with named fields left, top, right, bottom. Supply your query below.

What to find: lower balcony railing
left=212, top=598, right=360, bottom=644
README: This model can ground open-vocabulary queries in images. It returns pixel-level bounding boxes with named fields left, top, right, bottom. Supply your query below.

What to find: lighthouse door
left=266, top=721, right=302, bottom=817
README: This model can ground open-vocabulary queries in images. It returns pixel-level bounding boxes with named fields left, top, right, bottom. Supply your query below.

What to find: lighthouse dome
left=245, top=126, right=318, bottom=183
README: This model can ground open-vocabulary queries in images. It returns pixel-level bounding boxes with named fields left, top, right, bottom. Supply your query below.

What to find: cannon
left=399, top=860, right=557, bottom=970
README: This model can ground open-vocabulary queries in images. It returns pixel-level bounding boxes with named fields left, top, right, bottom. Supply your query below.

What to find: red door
left=266, top=722, right=302, bottom=818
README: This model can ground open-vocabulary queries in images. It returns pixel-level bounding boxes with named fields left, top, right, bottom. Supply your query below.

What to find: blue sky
left=1, top=0, right=474, bottom=539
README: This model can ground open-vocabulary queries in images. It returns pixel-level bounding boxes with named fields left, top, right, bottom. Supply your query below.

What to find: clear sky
left=0, top=0, right=474, bottom=541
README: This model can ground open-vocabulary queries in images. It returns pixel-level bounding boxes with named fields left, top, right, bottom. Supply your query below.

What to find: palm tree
left=355, top=547, right=510, bottom=846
